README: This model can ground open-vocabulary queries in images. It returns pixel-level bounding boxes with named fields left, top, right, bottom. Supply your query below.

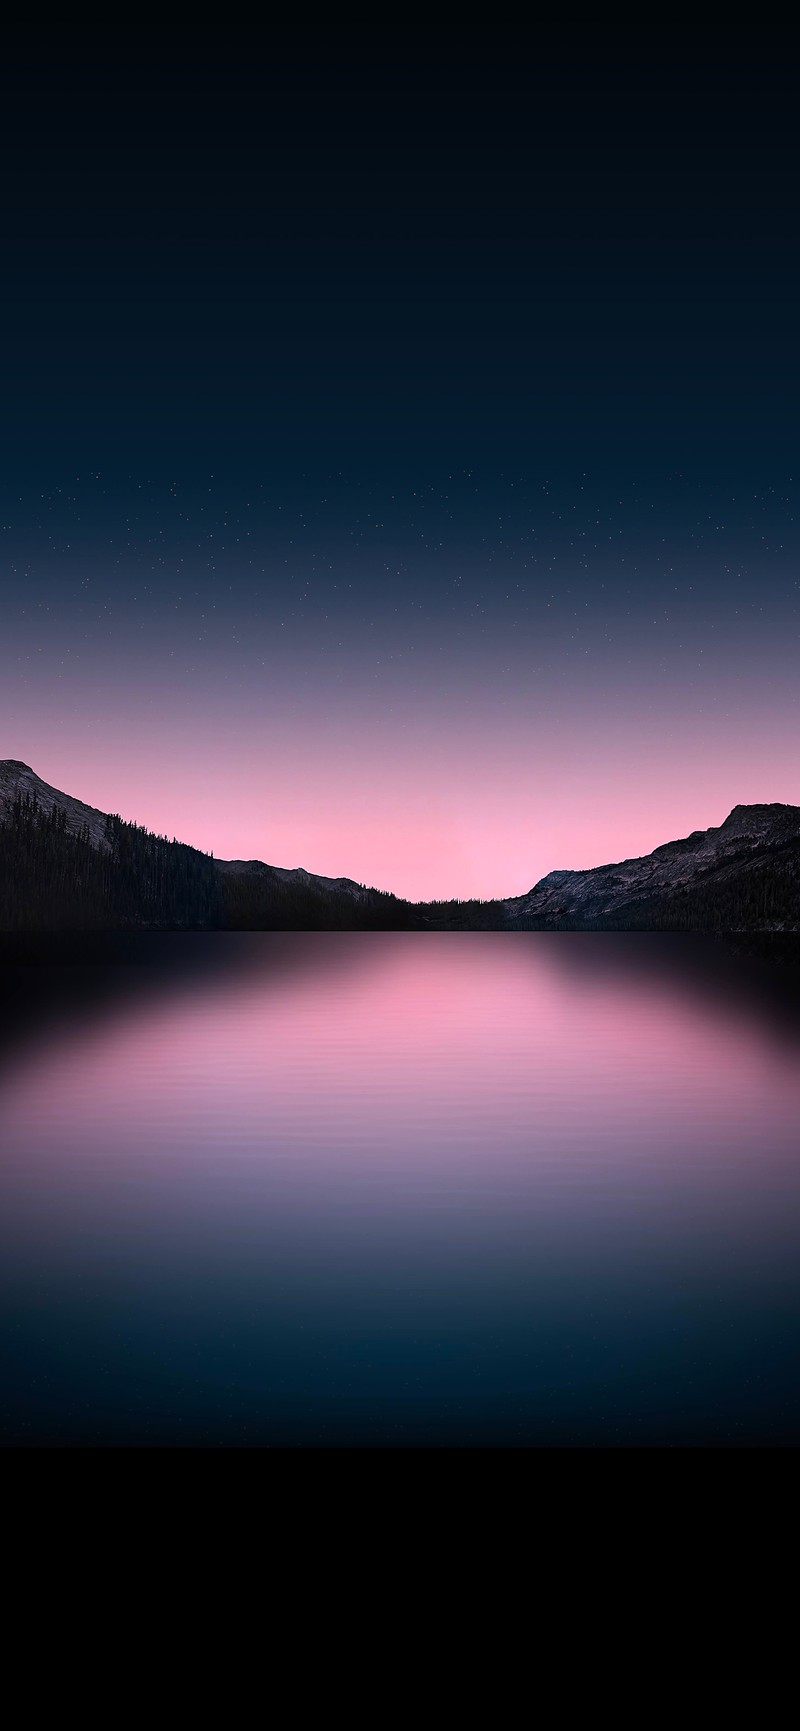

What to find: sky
left=1, top=52, right=798, bottom=899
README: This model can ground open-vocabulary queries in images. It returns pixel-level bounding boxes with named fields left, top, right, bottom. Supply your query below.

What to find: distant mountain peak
left=720, top=802, right=800, bottom=828
left=507, top=800, right=800, bottom=929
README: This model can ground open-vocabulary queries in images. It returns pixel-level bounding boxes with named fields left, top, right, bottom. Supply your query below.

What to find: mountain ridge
left=1, top=759, right=799, bottom=930
left=0, top=760, right=372, bottom=901
left=501, top=801, right=800, bottom=929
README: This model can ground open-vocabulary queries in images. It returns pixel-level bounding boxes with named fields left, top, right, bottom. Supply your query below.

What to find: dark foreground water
left=1, top=932, right=799, bottom=1448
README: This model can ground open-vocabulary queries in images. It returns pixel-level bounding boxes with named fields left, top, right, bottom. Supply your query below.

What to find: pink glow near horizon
left=4, top=717, right=799, bottom=902
left=3, top=646, right=799, bottom=898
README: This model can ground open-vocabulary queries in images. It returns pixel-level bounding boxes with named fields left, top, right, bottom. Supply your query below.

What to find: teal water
left=1, top=933, right=799, bottom=1447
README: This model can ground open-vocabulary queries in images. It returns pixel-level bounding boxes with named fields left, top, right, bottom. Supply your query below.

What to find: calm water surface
left=1, top=933, right=799, bottom=1447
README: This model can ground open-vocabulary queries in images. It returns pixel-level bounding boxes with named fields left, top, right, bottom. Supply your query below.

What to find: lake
left=1, top=932, right=799, bottom=1447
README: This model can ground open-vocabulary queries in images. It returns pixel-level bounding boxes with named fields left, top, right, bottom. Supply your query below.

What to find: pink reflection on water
left=2, top=938, right=799, bottom=1245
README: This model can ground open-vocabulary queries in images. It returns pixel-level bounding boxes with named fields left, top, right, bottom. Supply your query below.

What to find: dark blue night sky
left=1, top=53, right=798, bottom=897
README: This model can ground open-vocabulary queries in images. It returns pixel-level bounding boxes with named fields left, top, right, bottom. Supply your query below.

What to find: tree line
left=0, top=791, right=416, bottom=931
left=2, top=790, right=797, bottom=932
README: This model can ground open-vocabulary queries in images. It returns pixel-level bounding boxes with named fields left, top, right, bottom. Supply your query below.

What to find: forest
left=0, top=791, right=415, bottom=931
left=414, top=851, right=800, bottom=933
left=1, top=789, right=798, bottom=932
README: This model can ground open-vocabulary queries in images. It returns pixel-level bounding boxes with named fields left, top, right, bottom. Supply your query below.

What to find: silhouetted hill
left=0, top=762, right=412, bottom=931
left=421, top=804, right=800, bottom=931
left=1, top=761, right=798, bottom=931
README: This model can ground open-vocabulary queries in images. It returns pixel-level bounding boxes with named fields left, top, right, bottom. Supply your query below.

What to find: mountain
left=215, top=856, right=368, bottom=900
left=0, top=760, right=411, bottom=931
left=1, top=759, right=799, bottom=931
left=498, top=804, right=800, bottom=932
left=0, top=761, right=372, bottom=904
left=0, top=759, right=112, bottom=850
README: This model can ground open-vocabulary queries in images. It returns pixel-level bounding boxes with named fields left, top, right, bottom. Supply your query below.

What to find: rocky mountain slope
left=2, top=760, right=798, bottom=931
left=0, top=761, right=369, bottom=902
left=0, top=759, right=113, bottom=851
left=501, top=804, right=800, bottom=930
